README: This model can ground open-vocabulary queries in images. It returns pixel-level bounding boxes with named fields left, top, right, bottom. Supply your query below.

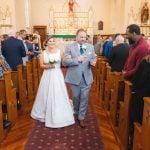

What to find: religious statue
left=141, top=2, right=149, bottom=24
left=68, top=0, right=74, bottom=13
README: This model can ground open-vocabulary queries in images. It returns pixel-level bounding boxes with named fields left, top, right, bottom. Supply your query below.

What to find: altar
left=48, top=0, right=94, bottom=38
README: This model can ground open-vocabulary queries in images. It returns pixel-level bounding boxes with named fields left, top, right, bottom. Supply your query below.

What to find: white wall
left=0, top=0, right=146, bottom=35
left=29, top=0, right=113, bottom=34
left=15, top=0, right=26, bottom=31
left=0, top=0, right=16, bottom=34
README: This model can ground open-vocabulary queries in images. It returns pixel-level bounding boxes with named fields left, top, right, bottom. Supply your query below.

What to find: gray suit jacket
left=63, top=42, right=96, bottom=85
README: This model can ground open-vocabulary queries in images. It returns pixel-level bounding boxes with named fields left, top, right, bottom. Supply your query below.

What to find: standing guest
left=129, top=54, right=150, bottom=149
left=25, top=34, right=34, bottom=61
left=123, top=24, right=149, bottom=80
left=32, top=35, right=41, bottom=58
left=94, top=34, right=103, bottom=56
left=0, top=37, right=11, bottom=79
left=0, top=54, right=11, bottom=79
left=63, top=29, right=97, bottom=128
left=131, top=54, right=150, bottom=125
left=33, top=30, right=41, bottom=50
left=18, top=29, right=29, bottom=66
left=31, top=36, right=75, bottom=128
left=1, top=30, right=26, bottom=71
left=108, top=35, right=129, bottom=72
left=103, top=34, right=120, bottom=58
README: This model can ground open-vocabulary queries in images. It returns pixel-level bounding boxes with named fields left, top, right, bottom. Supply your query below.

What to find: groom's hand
left=78, top=55, right=85, bottom=62
left=90, top=58, right=97, bottom=67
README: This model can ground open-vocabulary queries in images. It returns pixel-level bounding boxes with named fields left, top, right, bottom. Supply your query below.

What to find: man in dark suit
left=2, top=30, right=26, bottom=71
left=108, top=35, right=129, bottom=72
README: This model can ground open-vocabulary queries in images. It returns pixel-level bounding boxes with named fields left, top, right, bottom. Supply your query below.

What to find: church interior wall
left=0, top=0, right=148, bottom=35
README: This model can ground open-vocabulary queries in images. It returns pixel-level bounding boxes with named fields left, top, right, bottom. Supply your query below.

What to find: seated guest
left=108, top=35, right=129, bottom=72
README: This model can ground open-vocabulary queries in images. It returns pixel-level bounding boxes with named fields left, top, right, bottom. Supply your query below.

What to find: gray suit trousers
left=70, top=75, right=91, bottom=120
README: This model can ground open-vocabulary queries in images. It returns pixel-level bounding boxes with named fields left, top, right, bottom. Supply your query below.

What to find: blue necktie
left=80, top=44, right=84, bottom=55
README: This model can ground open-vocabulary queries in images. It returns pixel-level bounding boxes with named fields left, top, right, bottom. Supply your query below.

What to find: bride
left=31, top=36, right=75, bottom=128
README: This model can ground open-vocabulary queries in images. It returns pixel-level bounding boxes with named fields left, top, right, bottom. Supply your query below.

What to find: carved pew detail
left=118, top=81, right=132, bottom=150
left=32, top=58, right=39, bottom=94
left=26, top=61, right=34, bottom=101
left=109, top=73, right=124, bottom=126
left=0, top=100, right=3, bottom=142
left=11, top=65, right=27, bottom=106
left=142, top=97, right=150, bottom=150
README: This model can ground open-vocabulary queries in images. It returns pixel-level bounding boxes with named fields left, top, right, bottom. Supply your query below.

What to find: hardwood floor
left=90, top=89, right=120, bottom=150
left=0, top=88, right=120, bottom=150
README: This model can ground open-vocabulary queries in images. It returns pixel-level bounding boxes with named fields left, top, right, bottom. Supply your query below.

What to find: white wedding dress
left=31, top=50, right=75, bottom=128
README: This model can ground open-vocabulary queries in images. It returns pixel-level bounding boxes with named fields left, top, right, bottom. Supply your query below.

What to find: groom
left=63, top=29, right=96, bottom=128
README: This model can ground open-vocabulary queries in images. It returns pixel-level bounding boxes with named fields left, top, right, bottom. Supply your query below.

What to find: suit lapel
left=71, top=42, right=80, bottom=56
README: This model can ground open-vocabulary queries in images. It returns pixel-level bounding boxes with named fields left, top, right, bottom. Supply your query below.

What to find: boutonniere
left=82, top=45, right=87, bottom=52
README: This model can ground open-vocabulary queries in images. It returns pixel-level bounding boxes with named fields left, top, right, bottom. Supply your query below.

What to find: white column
left=24, top=0, right=30, bottom=28
left=49, top=7, right=54, bottom=35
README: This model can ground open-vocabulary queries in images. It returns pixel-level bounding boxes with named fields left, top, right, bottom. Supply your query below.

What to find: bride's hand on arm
left=39, top=53, right=52, bottom=69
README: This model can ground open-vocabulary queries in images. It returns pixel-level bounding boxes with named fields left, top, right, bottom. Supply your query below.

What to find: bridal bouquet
left=49, top=56, right=59, bottom=68
left=49, top=56, right=59, bottom=64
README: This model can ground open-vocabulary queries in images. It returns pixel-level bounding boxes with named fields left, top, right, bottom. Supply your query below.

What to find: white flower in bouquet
left=54, top=57, right=59, bottom=62
left=49, top=56, right=59, bottom=64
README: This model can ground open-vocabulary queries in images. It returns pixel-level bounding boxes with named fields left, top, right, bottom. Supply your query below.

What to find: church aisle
left=0, top=90, right=120, bottom=150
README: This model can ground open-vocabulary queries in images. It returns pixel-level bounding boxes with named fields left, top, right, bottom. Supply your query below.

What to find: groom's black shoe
left=79, top=120, right=86, bottom=128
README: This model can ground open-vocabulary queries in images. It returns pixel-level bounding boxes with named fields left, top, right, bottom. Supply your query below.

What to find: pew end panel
left=142, top=97, right=150, bottom=150
left=133, top=122, right=142, bottom=150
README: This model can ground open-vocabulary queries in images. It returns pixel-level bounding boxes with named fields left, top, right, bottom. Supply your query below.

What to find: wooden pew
left=133, top=97, right=150, bottom=150
left=11, top=65, right=27, bottom=105
left=133, top=122, right=142, bottom=150
left=32, top=58, right=39, bottom=94
left=2, top=71, right=18, bottom=123
left=109, top=73, right=124, bottom=126
left=26, top=61, right=34, bottom=101
left=0, top=100, right=3, bottom=142
left=141, top=97, right=150, bottom=150
left=118, top=81, right=132, bottom=150
left=0, top=71, right=18, bottom=142
left=96, top=58, right=107, bottom=98
left=37, top=58, right=43, bottom=81
left=99, top=61, right=107, bottom=105
left=104, top=65, right=114, bottom=110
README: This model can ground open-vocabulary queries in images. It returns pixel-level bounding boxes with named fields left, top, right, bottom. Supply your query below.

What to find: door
left=33, top=26, right=47, bottom=49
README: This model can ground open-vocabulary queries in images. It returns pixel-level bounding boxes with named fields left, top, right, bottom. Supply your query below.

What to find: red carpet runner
left=25, top=105, right=104, bottom=150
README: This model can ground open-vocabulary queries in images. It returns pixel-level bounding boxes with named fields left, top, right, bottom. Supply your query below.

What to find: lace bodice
left=43, top=50, right=61, bottom=68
